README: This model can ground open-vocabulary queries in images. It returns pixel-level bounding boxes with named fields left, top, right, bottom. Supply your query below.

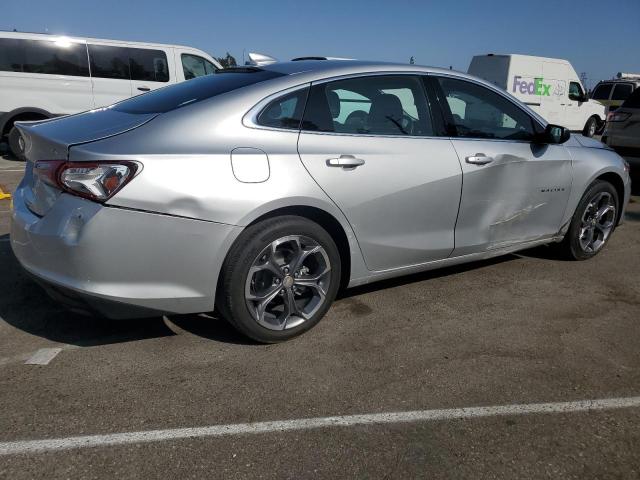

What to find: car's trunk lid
left=16, top=108, right=158, bottom=216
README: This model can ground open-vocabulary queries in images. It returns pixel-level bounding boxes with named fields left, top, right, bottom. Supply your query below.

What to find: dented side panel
left=451, top=139, right=572, bottom=256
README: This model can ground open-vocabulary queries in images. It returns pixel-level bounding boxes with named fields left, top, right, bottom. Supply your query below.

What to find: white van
left=0, top=31, right=222, bottom=158
left=468, top=54, right=605, bottom=137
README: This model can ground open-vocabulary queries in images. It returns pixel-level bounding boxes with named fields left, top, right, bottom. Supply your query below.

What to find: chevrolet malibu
left=10, top=60, right=631, bottom=342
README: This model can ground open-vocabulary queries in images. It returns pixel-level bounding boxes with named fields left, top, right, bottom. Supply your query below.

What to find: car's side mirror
left=569, top=92, right=589, bottom=102
left=539, top=124, right=571, bottom=144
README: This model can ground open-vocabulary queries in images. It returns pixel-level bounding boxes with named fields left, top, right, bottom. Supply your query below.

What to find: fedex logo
left=512, top=76, right=551, bottom=96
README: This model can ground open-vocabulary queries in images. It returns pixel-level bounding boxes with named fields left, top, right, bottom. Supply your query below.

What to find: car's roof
left=0, top=30, right=203, bottom=52
left=260, top=59, right=474, bottom=82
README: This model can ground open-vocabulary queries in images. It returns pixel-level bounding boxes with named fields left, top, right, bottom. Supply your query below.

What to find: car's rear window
left=112, top=68, right=285, bottom=114
left=622, top=88, right=640, bottom=108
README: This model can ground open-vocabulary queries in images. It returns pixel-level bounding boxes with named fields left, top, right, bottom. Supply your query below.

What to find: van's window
left=569, top=82, right=584, bottom=100
left=437, top=77, right=535, bottom=141
left=181, top=54, right=217, bottom=80
left=302, top=75, right=433, bottom=136
left=0, top=38, right=89, bottom=77
left=592, top=83, right=613, bottom=100
left=612, top=83, right=633, bottom=101
left=113, top=69, right=285, bottom=114
left=622, top=88, right=640, bottom=108
left=257, top=88, right=309, bottom=130
left=89, top=45, right=130, bottom=79
left=129, top=48, right=169, bottom=82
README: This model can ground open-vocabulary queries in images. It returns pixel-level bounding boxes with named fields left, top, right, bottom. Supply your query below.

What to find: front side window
left=436, top=77, right=535, bottom=141
left=302, top=75, right=433, bottom=136
left=612, top=83, right=633, bottom=101
left=181, top=54, right=217, bottom=80
left=89, top=45, right=130, bottom=79
left=257, top=88, right=309, bottom=129
left=592, top=83, right=613, bottom=100
left=129, top=48, right=169, bottom=82
left=0, top=38, right=89, bottom=77
left=568, top=82, right=584, bottom=100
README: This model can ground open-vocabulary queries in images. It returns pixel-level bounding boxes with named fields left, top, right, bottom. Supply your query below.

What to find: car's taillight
left=34, top=160, right=140, bottom=202
left=607, top=112, right=631, bottom=122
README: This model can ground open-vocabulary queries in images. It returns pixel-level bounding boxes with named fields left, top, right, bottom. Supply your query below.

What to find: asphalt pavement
left=1, top=152, right=639, bottom=479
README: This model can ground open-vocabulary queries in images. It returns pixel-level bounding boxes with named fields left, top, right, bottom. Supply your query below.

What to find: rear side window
left=89, top=45, right=130, bottom=79
left=181, top=54, right=217, bottom=80
left=436, top=77, right=535, bottom=141
left=612, top=83, right=633, bottom=101
left=622, top=88, right=640, bottom=108
left=302, top=75, right=434, bottom=136
left=257, top=88, right=309, bottom=129
left=0, top=38, right=89, bottom=77
left=591, top=84, right=613, bottom=100
left=113, top=69, right=285, bottom=114
left=129, top=48, right=169, bottom=82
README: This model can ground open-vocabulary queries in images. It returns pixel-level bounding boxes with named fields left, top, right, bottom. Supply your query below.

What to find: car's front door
left=297, top=74, right=463, bottom=271
left=430, top=76, right=573, bottom=256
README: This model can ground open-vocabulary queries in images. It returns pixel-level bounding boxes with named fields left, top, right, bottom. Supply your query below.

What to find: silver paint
left=10, top=60, right=632, bottom=318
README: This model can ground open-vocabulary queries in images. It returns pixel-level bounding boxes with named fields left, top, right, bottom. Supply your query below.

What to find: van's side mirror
left=539, top=124, right=571, bottom=144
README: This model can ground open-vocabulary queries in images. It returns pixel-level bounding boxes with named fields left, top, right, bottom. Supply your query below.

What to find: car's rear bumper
left=10, top=185, right=241, bottom=319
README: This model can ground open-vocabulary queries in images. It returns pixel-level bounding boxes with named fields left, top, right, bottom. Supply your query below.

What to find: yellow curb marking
left=0, top=186, right=11, bottom=200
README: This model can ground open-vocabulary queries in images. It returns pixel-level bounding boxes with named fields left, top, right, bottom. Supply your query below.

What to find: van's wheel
left=582, top=116, right=599, bottom=138
left=560, top=180, right=619, bottom=260
left=217, top=215, right=341, bottom=343
left=7, top=126, right=26, bottom=161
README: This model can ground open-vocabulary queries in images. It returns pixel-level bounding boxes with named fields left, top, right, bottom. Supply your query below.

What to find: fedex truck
left=468, top=54, right=605, bottom=137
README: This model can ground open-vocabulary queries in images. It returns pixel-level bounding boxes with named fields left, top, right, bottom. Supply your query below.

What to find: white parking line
left=24, top=348, right=62, bottom=365
left=1, top=395, right=639, bottom=456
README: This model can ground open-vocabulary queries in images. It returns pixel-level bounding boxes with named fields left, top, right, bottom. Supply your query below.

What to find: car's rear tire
left=582, top=116, right=599, bottom=138
left=560, top=180, right=619, bottom=260
left=7, top=126, right=26, bottom=161
left=217, top=215, right=341, bottom=343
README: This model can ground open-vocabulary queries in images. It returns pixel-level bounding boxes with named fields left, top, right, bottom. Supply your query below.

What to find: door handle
left=326, top=155, right=365, bottom=168
left=137, top=87, right=151, bottom=92
left=465, top=153, right=494, bottom=165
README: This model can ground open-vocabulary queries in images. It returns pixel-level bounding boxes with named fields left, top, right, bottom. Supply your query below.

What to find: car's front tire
left=217, top=216, right=341, bottom=343
left=561, top=180, right=619, bottom=260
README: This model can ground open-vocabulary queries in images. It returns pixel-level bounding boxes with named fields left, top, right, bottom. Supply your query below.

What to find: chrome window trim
left=244, top=69, right=546, bottom=140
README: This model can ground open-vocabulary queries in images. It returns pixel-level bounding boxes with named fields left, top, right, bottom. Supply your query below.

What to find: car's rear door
left=428, top=75, right=572, bottom=256
left=297, top=74, right=462, bottom=272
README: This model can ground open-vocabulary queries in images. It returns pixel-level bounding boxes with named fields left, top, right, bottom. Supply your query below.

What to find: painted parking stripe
left=1, top=395, right=640, bottom=456
left=24, top=348, right=62, bottom=365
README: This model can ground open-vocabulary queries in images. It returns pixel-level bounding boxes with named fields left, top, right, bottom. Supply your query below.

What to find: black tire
left=560, top=180, right=619, bottom=260
left=582, top=116, right=599, bottom=138
left=217, top=215, right=341, bottom=343
left=7, top=126, right=26, bottom=161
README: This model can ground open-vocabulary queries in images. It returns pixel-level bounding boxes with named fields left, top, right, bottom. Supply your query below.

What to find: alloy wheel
left=578, top=191, right=616, bottom=253
left=245, top=235, right=331, bottom=331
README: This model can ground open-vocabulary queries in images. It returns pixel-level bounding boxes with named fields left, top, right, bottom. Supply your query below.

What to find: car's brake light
left=34, top=160, right=140, bottom=202
left=607, top=112, right=631, bottom=122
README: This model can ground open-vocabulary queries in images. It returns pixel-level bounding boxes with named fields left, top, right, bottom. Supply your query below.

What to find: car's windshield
left=112, top=68, right=285, bottom=114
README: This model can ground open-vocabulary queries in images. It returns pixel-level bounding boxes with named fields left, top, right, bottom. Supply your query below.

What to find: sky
left=2, top=0, right=639, bottom=89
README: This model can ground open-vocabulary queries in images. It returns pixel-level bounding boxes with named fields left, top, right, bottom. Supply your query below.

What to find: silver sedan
left=10, top=60, right=631, bottom=342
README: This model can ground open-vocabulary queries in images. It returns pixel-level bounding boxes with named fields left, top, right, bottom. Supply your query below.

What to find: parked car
left=603, top=87, right=640, bottom=167
left=468, top=54, right=606, bottom=137
left=0, top=31, right=221, bottom=159
left=591, top=73, right=640, bottom=114
left=10, top=60, right=631, bottom=342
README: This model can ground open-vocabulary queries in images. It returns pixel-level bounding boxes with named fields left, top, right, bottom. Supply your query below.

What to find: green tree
left=217, top=52, right=237, bottom=68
